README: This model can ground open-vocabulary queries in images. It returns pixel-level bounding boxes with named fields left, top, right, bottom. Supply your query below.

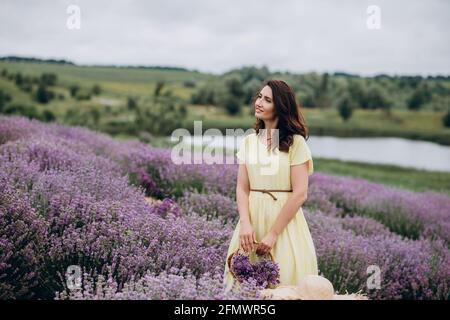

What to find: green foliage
left=35, top=84, right=54, bottom=104
left=183, top=79, right=196, bottom=88
left=127, top=96, right=138, bottom=110
left=64, top=106, right=100, bottom=127
left=14, top=72, right=23, bottom=86
left=365, top=86, right=392, bottom=111
left=315, top=73, right=331, bottom=108
left=1, top=60, right=449, bottom=148
left=40, top=73, right=57, bottom=86
left=154, top=81, right=165, bottom=97
left=231, top=65, right=270, bottom=83
left=19, top=81, right=33, bottom=92
left=297, top=90, right=316, bottom=108
left=215, top=77, right=246, bottom=115
left=243, top=78, right=263, bottom=105
left=347, top=80, right=368, bottom=109
left=135, top=96, right=186, bottom=136
left=179, top=103, right=188, bottom=117
left=408, top=84, right=432, bottom=111
left=13, top=72, right=34, bottom=92
left=91, top=84, right=102, bottom=95
left=191, top=86, right=216, bottom=105
left=69, top=84, right=80, bottom=97
left=225, top=78, right=245, bottom=99
left=443, top=111, right=450, bottom=128
left=41, top=109, right=56, bottom=122
left=0, top=89, right=12, bottom=110
left=2, top=102, right=40, bottom=119
left=223, top=96, right=241, bottom=116
left=74, top=90, right=91, bottom=101
left=90, top=108, right=100, bottom=125
left=337, top=94, right=354, bottom=122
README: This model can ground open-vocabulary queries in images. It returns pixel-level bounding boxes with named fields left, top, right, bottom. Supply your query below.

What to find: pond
left=169, top=135, right=450, bottom=173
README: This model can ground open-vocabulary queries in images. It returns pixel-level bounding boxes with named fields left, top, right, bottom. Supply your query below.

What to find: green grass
left=1, top=60, right=450, bottom=147
left=314, top=157, right=450, bottom=195
left=0, top=78, right=31, bottom=104
left=0, top=61, right=214, bottom=85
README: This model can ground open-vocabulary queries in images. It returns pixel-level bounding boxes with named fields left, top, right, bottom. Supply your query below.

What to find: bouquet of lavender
left=230, top=251, right=280, bottom=288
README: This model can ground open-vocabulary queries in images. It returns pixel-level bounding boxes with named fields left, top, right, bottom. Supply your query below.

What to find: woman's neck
left=259, top=119, right=279, bottom=150
left=263, top=118, right=278, bottom=132
left=261, top=118, right=278, bottom=135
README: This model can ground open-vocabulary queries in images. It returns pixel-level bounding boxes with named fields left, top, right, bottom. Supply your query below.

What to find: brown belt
left=250, top=188, right=293, bottom=201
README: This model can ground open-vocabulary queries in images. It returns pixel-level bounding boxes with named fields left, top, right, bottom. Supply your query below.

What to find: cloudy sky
left=0, top=0, right=449, bottom=76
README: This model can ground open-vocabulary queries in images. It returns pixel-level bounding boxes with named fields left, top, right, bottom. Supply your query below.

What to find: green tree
left=407, top=84, right=432, bottom=111
left=443, top=110, right=450, bottom=128
left=366, top=86, right=391, bottom=110
left=191, top=86, right=215, bottom=105
left=90, top=108, right=100, bottom=125
left=63, top=107, right=99, bottom=128
left=40, top=73, right=57, bottom=86
left=315, top=73, right=331, bottom=108
left=35, top=84, right=54, bottom=104
left=224, top=96, right=241, bottom=116
left=337, top=94, right=354, bottom=122
left=239, top=65, right=270, bottom=83
left=347, top=80, right=369, bottom=109
left=183, top=79, right=196, bottom=88
left=127, top=97, right=138, bottom=110
left=69, top=84, right=80, bottom=97
left=91, top=84, right=102, bottom=95
left=297, top=90, right=316, bottom=108
left=154, top=81, right=165, bottom=97
left=225, top=78, right=245, bottom=99
left=14, top=72, right=23, bottom=87
left=2, top=103, right=40, bottom=119
left=0, top=89, right=12, bottom=111
left=243, top=78, right=263, bottom=105
left=41, top=110, right=56, bottom=122
left=135, top=96, right=186, bottom=136
left=179, top=103, right=188, bottom=117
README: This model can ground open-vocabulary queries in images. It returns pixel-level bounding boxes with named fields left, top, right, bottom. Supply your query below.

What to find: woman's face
left=255, top=85, right=276, bottom=120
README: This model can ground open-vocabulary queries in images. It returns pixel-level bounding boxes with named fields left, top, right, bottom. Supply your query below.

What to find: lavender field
left=0, top=116, right=449, bottom=300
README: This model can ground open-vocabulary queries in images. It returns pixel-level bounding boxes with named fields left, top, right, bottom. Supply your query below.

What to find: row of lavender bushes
left=0, top=116, right=248, bottom=299
left=1, top=116, right=449, bottom=299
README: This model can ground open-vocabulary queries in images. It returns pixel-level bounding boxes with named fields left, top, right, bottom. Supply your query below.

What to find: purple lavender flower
left=1, top=116, right=449, bottom=300
left=231, top=253, right=280, bottom=288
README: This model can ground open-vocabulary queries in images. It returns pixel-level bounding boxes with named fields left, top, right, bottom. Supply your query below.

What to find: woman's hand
left=239, top=221, right=257, bottom=253
left=256, top=231, right=277, bottom=256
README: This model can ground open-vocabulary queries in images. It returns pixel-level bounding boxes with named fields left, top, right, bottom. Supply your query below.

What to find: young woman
left=223, top=79, right=318, bottom=292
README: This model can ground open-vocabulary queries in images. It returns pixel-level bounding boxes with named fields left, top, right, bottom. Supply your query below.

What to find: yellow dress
left=223, top=132, right=318, bottom=292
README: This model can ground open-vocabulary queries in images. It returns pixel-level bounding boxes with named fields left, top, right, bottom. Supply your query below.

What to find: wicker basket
left=227, top=242, right=277, bottom=289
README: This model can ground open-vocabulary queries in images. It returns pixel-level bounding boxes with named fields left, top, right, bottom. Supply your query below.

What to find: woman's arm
left=256, top=159, right=310, bottom=256
left=268, top=161, right=310, bottom=236
left=236, top=163, right=251, bottom=224
left=236, top=163, right=257, bottom=252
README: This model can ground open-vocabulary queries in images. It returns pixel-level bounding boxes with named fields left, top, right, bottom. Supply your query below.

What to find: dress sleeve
left=236, top=135, right=248, bottom=164
left=289, top=135, right=314, bottom=175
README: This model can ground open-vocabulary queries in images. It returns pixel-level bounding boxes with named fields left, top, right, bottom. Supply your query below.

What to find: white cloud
left=0, top=0, right=448, bottom=75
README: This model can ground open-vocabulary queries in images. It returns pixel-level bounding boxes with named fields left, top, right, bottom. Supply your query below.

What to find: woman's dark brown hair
left=251, top=79, right=310, bottom=153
